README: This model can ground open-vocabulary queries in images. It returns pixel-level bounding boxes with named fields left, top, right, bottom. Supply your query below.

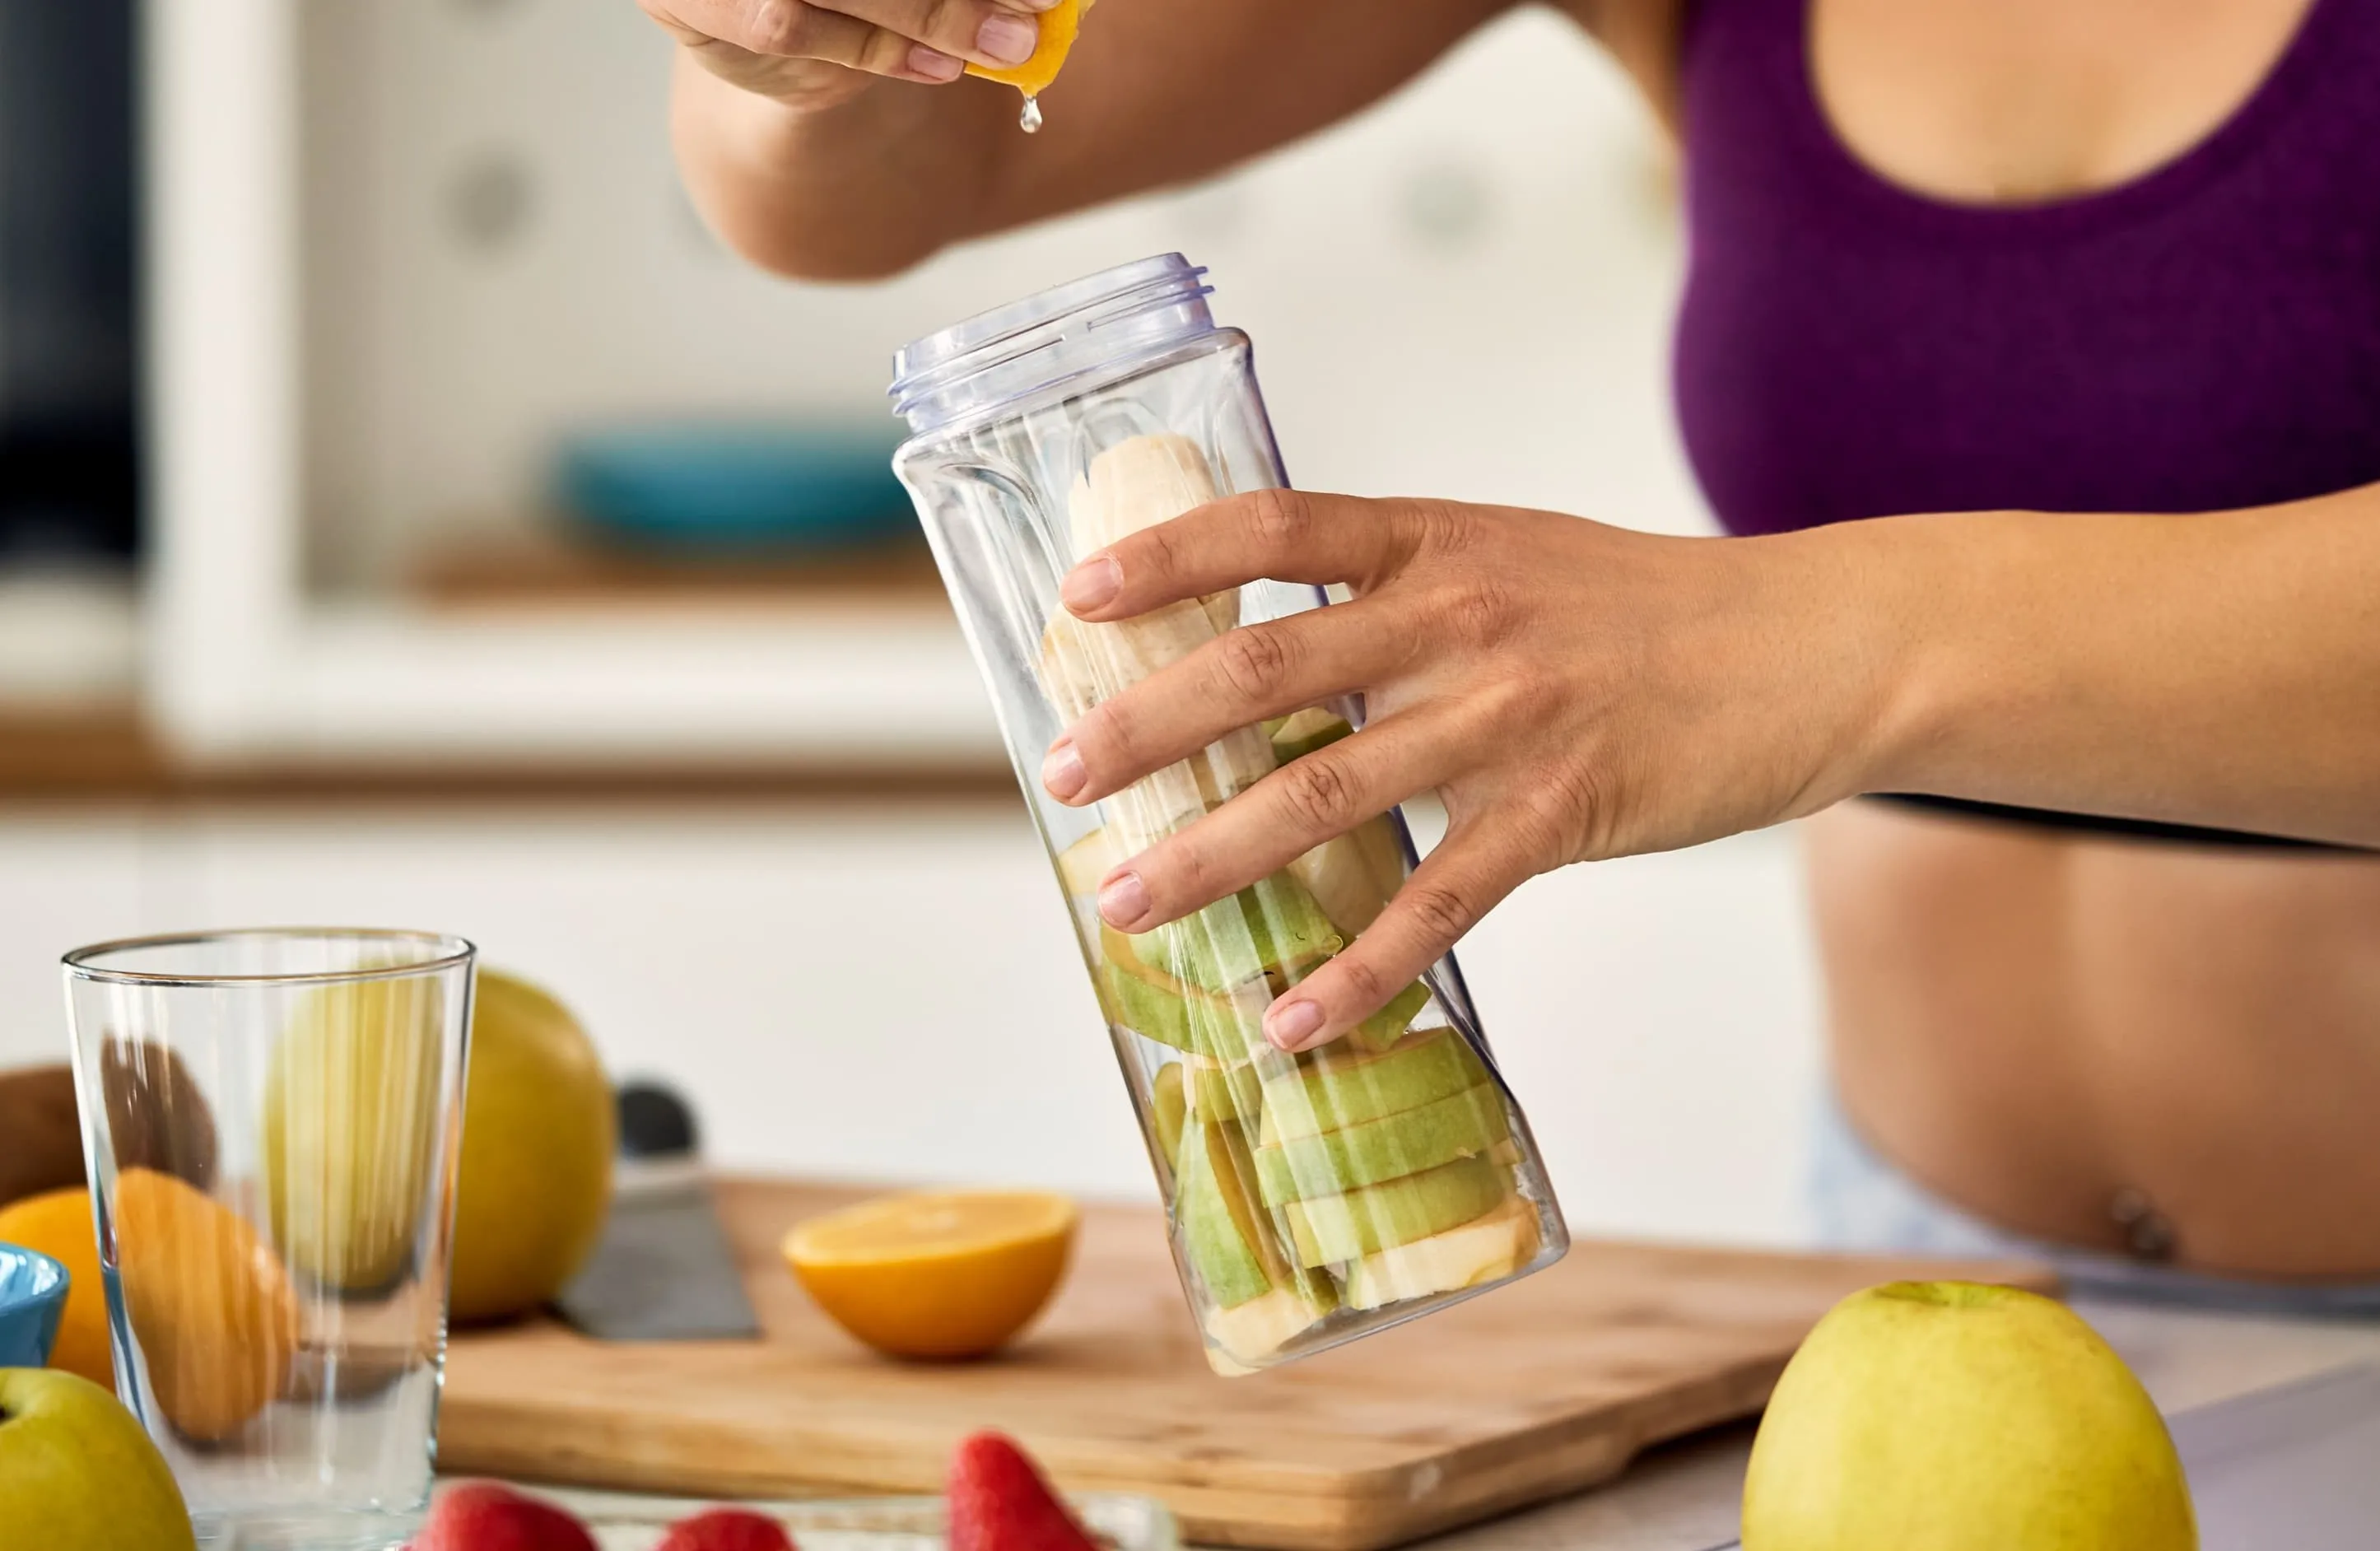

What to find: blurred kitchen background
left=0, top=2, right=1823, bottom=1246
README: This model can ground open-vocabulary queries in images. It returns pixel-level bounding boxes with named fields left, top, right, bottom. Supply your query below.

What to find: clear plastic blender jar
left=890, top=254, right=1567, bottom=1373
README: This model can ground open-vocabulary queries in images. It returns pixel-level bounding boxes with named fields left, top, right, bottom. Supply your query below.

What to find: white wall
left=0, top=804, right=1822, bottom=1249
left=296, top=5, right=1701, bottom=585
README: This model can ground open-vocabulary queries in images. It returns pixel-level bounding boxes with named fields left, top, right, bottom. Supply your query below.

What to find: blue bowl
left=557, top=422, right=917, bottom=551
left=0, top=1242, right=69, bottom=1367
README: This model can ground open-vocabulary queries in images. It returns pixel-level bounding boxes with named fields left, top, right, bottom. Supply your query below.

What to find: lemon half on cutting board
left=783, top=1190, right=1078, bottom=1359
left=966, top=0, right=1094, bottom=100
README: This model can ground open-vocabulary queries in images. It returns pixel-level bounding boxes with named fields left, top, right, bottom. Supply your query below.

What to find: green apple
left=1251, top=1081, right=1511, bottom=1204
left=1742, top=1282, right=2196, bottom=1551
left=1282, top=1153, right=1510, bottom=1268
left=263, top=974, right=446, bottom=1291
left=447, top=970, right=617, bottom=1325
left=1260, top=1028, right=1490, bottom=1141
left=0, top=1367, right=197, bottom=1550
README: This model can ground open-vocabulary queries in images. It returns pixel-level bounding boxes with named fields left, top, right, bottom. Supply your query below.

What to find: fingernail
left=999, top=0, right=1062, bottom=11
left=1062, top=556, right=1121, bottom=612
left=908, top=44, right=963, bottom=81
left=1266, top=999, right=1325, bottom=1050
left=976, top=13, right=1038, bottom=65
left=1098, top=870, right=1151, bottom=929
left=1041, top=738, right=1086, bottom=800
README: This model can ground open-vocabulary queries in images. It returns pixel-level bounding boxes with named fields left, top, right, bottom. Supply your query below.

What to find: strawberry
left=655, top=1507, right=798, bottom=1551
left=946, top=1432, right=1102, bottom=1551
left=411, top=1481, right=598, bottom=1551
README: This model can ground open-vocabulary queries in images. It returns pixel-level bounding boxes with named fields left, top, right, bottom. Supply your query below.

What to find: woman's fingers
left=1258, top=825, right=1537, bottom=1052
left=809, top=0, right=1049, bottom=68
left=1092, top=710, right=1455, bottom=934
left=645, top=0, right=1044, bottom=80
left=1063, top=491, right=1436, bottom=622
left=1048, top=598, right=1414, bottom=808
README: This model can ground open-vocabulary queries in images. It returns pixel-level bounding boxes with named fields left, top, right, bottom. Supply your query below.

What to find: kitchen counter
left=510, top=1299, right=2380, bottom=1550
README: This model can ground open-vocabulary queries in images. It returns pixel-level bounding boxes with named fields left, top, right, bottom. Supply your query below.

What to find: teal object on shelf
left=0, top=1242, right=68, bottom=1367
left=557, top=422, right=916, bottom=549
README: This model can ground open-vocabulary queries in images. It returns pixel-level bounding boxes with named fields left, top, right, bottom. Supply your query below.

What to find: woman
left=645, top=0, right=2380, bottom=1306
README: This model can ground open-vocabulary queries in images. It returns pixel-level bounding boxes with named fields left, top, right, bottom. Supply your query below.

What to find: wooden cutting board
left=442, top=1178, right=2053, bottom=1550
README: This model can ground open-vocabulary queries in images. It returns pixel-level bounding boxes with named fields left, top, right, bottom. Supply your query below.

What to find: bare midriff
left=1807, top=799, right=2380, bottom=1280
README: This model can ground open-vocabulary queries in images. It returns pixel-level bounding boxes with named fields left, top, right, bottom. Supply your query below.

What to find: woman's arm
left=1861, top=494, right=2380, bottom=845
left=1036, top=484, right=2380, bottom=1050
left=654, top=0, right=1521, bottom=281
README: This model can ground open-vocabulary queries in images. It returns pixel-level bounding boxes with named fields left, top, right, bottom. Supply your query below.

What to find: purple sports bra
left=1671, top=0, right=2380, bottom=849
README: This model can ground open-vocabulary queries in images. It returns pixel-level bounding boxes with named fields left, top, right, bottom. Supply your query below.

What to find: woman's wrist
left=1777, top=509, right=1984, bottom=810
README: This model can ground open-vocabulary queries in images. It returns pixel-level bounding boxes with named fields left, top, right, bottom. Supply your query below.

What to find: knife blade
left=553, top=1080, right=763, bottom=1341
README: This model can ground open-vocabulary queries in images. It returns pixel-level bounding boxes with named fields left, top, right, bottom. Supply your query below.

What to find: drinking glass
left=63, top=929, right=477, bottom=1551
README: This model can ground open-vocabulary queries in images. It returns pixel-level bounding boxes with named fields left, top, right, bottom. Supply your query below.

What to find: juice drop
left=1019, top=95, right=1044, bottom=134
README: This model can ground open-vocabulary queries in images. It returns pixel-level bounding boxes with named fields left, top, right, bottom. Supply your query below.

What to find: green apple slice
left=1056, top=827, right=1120, bottom=900
left=1269, top=709, right=1355, bottom=764
left=1176, top=1118, right=1333, bottom=1323
left=1151, top=1062, right=1188, bottom=1167
left=1201, top=1284, right=1326, bottom=1375
left=1342, top=1195, right=1541, bottom=1310
left=1282, top=1153, right=1510, bottom=1268
left=1176, top=1119, right=1277, bottom=1309
left=1182, top=1055, right=1259, bottom=1124
left=1344, top=979, right=1433, bottom=1055
left=1288, top=815, right=1405, bottom=939
left=1143, top=873, right=1341, bottom=996
left=1097, top=926, right=1265, bottom=1055
left=1251, top=1081, right=1512, bottom=1205
left=1260, top=1027, right=1493, bottom=1142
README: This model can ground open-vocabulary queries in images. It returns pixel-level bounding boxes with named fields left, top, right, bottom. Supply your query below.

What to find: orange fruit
left=782, top=1191, right=1077, bottom=1360
left=0, top=1186, right=114, bottom=1388
left=113, top=1168, right=299, bottom=1441
left=964, top=0, right=1088, bottom=100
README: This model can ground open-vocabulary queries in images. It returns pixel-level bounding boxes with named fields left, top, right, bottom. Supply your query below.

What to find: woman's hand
left=640, top=0, right=1054, bottom=111
left=1041, top=491, right=1910, bottom=1051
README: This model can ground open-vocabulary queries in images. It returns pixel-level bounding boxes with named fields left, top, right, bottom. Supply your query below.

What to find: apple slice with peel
left=1260, top=1028, right=1492, bottom=1141
left=1342, top=1195, right=1542, bottom=1311
left=1151, top=1063, right=1189, bottom=1167
left=1175, top=1117, right=1333, bottom=1365
left=1251, top=1081, right=1513, bottom=1206
left=1055, top=827, right=1119, bottom=901
left=1282, top=1153, right=1511, bottom=1269
left=1097, top=924, right=1271, bottom=1057
left=1200, top=1285, right=1330, bottom=1376
left=1269, top=709, right=1354, bottom=764
left=1287, top=813, right=1407, bottom=941
left=1134, top=872, right=1341, bottom=999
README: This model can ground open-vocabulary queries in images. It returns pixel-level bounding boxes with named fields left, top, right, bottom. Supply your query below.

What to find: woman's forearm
left=1851, top=486, right=2380, bottom=845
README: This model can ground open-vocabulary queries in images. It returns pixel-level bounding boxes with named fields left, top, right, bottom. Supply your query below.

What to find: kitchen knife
left=1703, top=1361, right=2380, bottom=1549
left=552, top=1080, right=763, bottom=1341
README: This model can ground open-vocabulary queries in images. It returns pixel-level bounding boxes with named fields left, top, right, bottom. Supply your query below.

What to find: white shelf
left=225, top=603, right=997, bottom=766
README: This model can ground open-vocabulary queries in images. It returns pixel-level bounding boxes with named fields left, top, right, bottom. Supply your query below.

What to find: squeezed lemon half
left=965, top=0, right=1090, bottom=103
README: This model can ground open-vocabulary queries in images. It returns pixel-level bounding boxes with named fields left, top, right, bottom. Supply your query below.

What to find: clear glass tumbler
left=62, top=929, right=477, bottom=1551
left=891, top=254, right=1568, bottom=1374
